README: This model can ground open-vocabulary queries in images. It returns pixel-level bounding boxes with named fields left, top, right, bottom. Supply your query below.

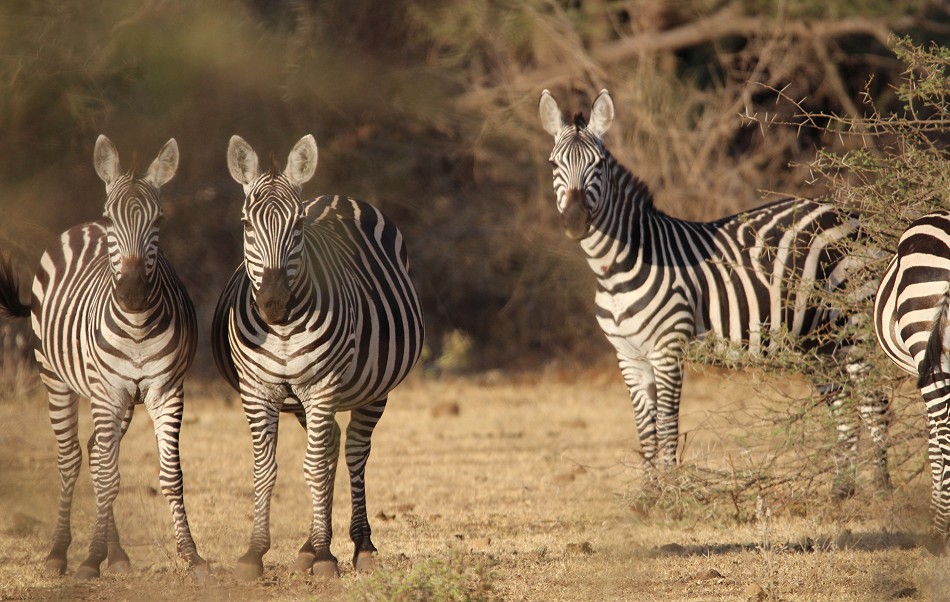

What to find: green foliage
left=352, top=551, right=497, bottom=602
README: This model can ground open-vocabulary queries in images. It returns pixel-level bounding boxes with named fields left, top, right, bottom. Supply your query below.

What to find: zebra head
left=227, top=134, right=318, bottom=326
left=539, top=89, right=615, bottom=240
left=94, top=135, right=178, bottom=313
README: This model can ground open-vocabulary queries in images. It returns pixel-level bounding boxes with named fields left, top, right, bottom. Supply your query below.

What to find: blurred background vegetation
left=2, top=0, right=950, bottom=375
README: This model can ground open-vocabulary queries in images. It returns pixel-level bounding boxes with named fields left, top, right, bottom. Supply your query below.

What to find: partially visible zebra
left=0, top=136, right=206, bottom=578
left=539, top=89, right=890, bottom=495
left=874, top=210, right=950, bottom=551
left=212, top=135, right=424, bottom=579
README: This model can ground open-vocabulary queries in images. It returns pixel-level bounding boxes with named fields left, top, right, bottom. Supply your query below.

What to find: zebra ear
left=228, top=135, right=260, bottom=193
left=286, top=135, right=318, bottom=187
left=587, top=89, right=614, bottom=139
left=94, top=135, right=121, bottom=191
left=145, top=138, right=179, bottom=189
left=539, top=90, right=564, bottom=138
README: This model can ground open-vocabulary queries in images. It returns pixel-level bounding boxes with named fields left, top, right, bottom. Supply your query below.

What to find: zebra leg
left=818, top=382, right=858, bottom=499
left=76, top=400, right=128, bottom=580
left=346, top=399, right=387, bottom=574
left=144, top=386, right=207, bottom=573
left=651, top=351, right=685, bottom=469
left=299, top=403, right=342, bottom=578
left=86, top=403, right=135, bottom=573
left=234, top=397, right=280, bottom=580
left=921, top=373, right=950, bottom=553
left=42, top=382, right=81, bottom=576
left=285, top=400, right=322, bottom=574
left=848, top=360, right=892, bottom=491
left=617, top=356, right=660, bottom=472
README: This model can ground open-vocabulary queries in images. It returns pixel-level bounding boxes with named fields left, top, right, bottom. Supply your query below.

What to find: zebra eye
left=242, top=220, right=252, bottom=233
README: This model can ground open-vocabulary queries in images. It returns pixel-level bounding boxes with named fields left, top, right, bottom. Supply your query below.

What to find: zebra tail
left=918, top=286, right=950, bottom=389
left=0, top=254, right=30, bottom=320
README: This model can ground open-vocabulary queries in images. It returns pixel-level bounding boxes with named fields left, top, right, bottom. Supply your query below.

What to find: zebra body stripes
left=0, top=136, right=205, bottom=578
left=539, top=90, right=890, bottom=494
left=874, top=210, right=950, bottom=550
left=213, top=135, right=423, bottom=579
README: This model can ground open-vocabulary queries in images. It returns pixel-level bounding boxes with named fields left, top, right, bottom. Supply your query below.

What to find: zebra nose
left=562, top=188, right=591, bottom=240
left=115, top=257, right=150, bottom=313
left=257, top=268, right=293, bottom=325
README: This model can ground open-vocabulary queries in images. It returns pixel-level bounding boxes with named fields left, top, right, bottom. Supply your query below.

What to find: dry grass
left=0, top=366, right=947, bottom=601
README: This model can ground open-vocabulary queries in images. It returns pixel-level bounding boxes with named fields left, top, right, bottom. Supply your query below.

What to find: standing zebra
left=0, top=136, right=205, bottom=578
left=212, top=135, right=424, bottom=579
left=539, top=89, right=890, bottom=495
left=874, top=211, right=950, bottom=551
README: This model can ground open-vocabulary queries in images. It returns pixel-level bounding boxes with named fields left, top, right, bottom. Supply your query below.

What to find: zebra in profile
left=212, top=135, right=424, bottom=579
left=874, top=211, right=950, bottom=551
left=539, top=89, right=890, bottom=495
left=0, top=136, right=206, bottom=578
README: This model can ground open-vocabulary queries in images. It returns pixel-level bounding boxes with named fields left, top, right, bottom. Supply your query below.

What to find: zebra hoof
left=43, top=558, right=67, bottom=576
left=106, top=558, right=131, bottom=574
left=353, top=551, right=378, bottom=574
left=233, top=559, right=264, bottom=581
left=312, top=559, right=340, bottom=579
left=75, top=564, right=101, bottom=580
left=923, top=533, right=948, bottom=556
left=291, top=551, right=315, bottom=574
left=189, top=559, right=211, bottom=583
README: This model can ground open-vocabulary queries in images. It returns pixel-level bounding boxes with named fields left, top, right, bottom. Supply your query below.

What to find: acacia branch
left=461, top=4, right=916, bottom=106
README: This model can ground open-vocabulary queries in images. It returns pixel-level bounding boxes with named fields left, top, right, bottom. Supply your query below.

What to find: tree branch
left=461, top=4, right=916, bottom=107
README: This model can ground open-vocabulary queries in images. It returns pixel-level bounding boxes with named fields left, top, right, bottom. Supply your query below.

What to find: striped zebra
left=0, top=136, right=205, bottom=578
left=874, top=210, right=950, bottom=551
left=539, top=89, right=890, bottom=495
left=212, top=135, right=424, bottom=579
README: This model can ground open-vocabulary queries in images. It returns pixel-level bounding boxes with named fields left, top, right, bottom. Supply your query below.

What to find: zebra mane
left=127, top=150, right=138, bottom=177
left=268, top=153, right=281, bottom=178
left=572, top=111, right=586, bottom=129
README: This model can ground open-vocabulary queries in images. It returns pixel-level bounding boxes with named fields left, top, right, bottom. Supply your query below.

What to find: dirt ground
left=1, top=365, right=948, bottom=601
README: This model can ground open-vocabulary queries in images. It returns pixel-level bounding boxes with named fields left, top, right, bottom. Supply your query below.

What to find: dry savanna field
left=1, top=363, right=949, bottom=601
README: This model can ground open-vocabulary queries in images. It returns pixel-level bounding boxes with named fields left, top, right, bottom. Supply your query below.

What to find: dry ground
left=1, top=365, right=949, bottom=601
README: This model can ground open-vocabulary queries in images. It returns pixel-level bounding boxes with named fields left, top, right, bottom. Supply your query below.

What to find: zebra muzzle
left=256, top=268, right=293, bottom=325
left=561, top=190, right=591, bottom=240
left=115, top=258, right=150, bottom=313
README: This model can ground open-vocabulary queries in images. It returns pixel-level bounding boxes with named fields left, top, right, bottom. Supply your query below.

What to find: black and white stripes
left=0, top=136, right=205, bottom=578
left=874, top=210, right=950, bottom=550
left=212, top=135, right=424, bottom=579
left=540, top=90, right=890, bottom=494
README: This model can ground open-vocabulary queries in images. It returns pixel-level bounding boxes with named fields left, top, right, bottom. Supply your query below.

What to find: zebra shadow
left=649, top=530, right=922, bottom=557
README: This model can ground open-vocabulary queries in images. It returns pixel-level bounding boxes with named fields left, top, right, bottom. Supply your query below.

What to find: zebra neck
left=106, top=281, right=164, bottom=329
left=580, top=159, right=658, bottom=278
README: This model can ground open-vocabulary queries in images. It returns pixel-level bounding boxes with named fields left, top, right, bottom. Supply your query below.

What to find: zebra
left=212, top=135, right=424, bottom=579
left=539, top=89, right=890, bottom=496
left=874, top=210, right=950, bottom=551
left=0, top=136, right=205, bottom=578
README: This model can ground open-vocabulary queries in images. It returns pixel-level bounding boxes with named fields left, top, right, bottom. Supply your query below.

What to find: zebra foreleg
left=42, top=384, right=80, bottom=576
left=618, top=357, right=660, bottom=476
left=921, top=374, right=950, bottom=553
left=76, top=401, right=127, bottom=580
left=234, top=398, right=281, bottom=580
left=346, top=399, right=387, bottom=574
left=145, top=387, right=207, bottom=573
left=300, top=404, right=342, bottom=578
left=86, top=403, right=135, bottom=574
